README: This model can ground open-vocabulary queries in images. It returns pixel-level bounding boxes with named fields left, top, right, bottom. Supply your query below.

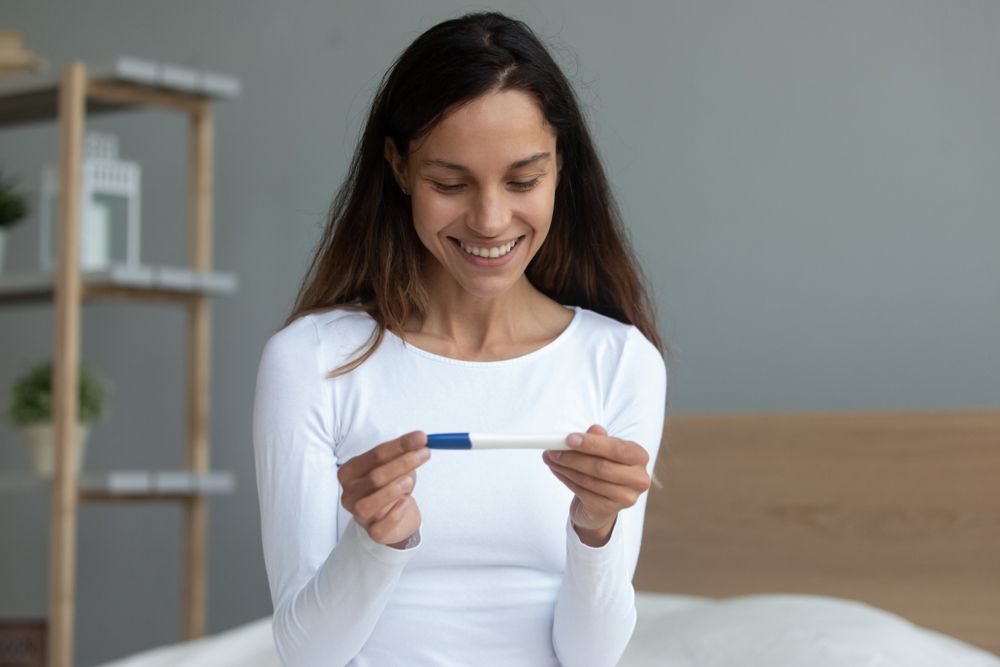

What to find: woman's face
left=385, top=89, right=561, bottom=301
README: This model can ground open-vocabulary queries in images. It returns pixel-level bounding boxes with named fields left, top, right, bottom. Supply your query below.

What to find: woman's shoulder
left=573, top=306, right=630, bottom=334
left=263, top=306, right=377, bottom=363
left=569, top=308, right=666, bottom=412
left=572, top=306, right=642, bottom=345
left=306, top=304, right=377, bottom=335
left=571, top=306, right=663, bottom=367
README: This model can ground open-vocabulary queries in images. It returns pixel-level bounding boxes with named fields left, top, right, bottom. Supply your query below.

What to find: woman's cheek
left=420, top=194, right=464, bottom=220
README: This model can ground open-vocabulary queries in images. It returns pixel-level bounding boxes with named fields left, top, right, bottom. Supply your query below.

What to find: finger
left=368, top=474, right=418, bottom=524
left=546, top=460, right=641, bottom=507
left=549, top=469, right=618, bottom=517
left=565, top=427, right=648, bottom=466
left=350, top=446, right=430, bottom=499
left=350, top=472, right=416, bottom=526
left=367, top=495, right=417, bottom=544
left=543, top=450, right=643, bottom=488
left=339, top=430, right=427, bottom=483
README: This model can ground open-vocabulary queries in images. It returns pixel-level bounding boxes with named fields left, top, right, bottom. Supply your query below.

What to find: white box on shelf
left=197, top=271, right=238, bottom=294
left=160, top=64, right=200, bottom=92
left=199, top=471, right=236, bottom=494
left=85, top=262, right=156, bottom=287
left=89, top=56, right=159, bottom=86
left=155, top=265, right=196, bottom=290
left=80, top=470, right=153, bottom=494
left=154, top=471, right=196, bottom=494
left=201, top=70, right=241, bottom=98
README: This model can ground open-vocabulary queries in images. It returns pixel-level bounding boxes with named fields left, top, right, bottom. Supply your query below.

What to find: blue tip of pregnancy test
left=426, top=433, right=473, bottom=449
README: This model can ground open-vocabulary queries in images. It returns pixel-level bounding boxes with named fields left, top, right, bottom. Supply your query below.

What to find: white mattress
left=96, top=592, right=1000, bottom=667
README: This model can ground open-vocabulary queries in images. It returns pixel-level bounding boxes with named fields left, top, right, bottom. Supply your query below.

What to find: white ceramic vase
left=21, top=423, right=90, bottom=477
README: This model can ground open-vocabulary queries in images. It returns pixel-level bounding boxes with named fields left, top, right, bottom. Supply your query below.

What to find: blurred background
left=0, top=1, right=997, bottom=664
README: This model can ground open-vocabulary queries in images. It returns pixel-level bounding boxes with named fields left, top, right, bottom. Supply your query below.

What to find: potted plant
left=0, top=169, right=29, bottom=272
left=5, top=361, right=108, bottom=477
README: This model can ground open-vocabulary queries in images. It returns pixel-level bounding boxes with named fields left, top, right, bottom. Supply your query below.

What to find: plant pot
left=20, top=423, right=90, bottom=477
left=0, top=228, right=7, bottom=272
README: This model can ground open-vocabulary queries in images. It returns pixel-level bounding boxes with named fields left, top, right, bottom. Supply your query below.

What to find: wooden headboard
left=634, top=411, right=1000, bottom=655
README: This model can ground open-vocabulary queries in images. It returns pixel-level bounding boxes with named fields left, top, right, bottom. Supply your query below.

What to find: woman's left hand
left=542, top=424, right=651, bottom=547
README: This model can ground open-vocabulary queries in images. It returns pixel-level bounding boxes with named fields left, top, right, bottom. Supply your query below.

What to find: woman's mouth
left=449, top=235, right=525, bottom=267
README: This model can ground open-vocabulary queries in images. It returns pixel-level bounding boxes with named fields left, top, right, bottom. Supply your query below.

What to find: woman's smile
left=448, top=235, right=525, bottom=267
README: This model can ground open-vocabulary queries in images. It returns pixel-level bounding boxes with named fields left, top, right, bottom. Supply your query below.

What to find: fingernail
left=567, top=433, right=583, bottom=447
left=549, top=451, right=562, bottom=461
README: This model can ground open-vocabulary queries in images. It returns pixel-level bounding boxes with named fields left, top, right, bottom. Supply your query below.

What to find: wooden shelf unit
left=0, top=60, right=238, bottom=667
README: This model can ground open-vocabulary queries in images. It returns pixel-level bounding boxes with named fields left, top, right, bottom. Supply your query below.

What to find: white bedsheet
left=621, top=593, right=1000, bottom=667
left=96, top=592, right=1000, bottom=667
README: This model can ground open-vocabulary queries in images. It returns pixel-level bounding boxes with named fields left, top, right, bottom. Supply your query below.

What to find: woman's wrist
left=572, top=516, right=617, bottom=547
left=388, top=530, right=420, bottom=550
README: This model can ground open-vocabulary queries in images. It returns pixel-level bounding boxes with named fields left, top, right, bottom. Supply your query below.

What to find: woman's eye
left=430, top=178, right=540, bottom=193
left=510, top=178, right=540, bottom=191
left=432, top=182, right=465, bottom=192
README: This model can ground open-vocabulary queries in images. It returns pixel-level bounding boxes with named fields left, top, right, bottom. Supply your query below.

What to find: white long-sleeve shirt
left=253, top=304, right=668, bottom=666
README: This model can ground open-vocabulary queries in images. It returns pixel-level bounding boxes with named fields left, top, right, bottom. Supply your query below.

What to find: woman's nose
left=468, top=188, right=510, bottom=237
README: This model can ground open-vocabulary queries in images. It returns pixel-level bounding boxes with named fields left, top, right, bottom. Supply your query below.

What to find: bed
left=98, top=410, right=1000, bottom=666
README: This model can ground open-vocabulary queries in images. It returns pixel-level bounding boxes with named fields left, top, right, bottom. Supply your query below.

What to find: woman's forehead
left=411, top=90, right=556, bottom=169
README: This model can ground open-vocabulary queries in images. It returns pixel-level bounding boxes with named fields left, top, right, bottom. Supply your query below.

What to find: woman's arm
left=548, top=326, right=668, bottom=667
left=252, top=316, right=420, bottom=666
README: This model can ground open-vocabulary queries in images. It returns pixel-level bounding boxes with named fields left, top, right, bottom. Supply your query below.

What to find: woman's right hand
left=337, top=430, right=431, bottom=549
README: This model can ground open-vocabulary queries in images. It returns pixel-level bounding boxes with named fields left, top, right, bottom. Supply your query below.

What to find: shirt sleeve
left=252, top=315, right=420, bottom=667
left=552, top=325, right=668, bottom=667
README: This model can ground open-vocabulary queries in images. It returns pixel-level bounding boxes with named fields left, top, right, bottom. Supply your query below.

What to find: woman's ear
left=384, top=137, right=410, bottom=194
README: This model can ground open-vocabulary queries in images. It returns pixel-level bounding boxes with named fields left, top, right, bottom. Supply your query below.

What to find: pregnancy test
left=426, top=433, right=572, bottom=450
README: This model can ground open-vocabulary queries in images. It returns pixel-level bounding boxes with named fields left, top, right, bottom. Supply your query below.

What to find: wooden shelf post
left=183, top=100, right=213, bottom=641
left=49, top=61, right=87, bottom=667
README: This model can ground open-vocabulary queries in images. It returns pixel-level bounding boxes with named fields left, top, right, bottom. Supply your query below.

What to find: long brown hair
left=286, top=11, right=665, bottom=378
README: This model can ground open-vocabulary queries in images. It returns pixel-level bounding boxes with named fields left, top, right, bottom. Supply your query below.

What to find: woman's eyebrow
left=420, top=152, right=551, bottom=173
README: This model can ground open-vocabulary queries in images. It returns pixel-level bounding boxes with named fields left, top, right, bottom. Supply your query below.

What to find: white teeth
left=461, top=238, right=518, bottom=258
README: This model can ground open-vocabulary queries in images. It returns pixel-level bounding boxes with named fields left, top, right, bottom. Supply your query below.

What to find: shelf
left=0, top=55, right=240, bottom=128
left=5, top=57, right=235, bottom=663
left=0, top=264, right=238, bottom=305
left=0, top=470, right=235, bottom=501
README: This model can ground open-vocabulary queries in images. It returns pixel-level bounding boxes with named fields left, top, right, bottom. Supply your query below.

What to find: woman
left=253, top=11, right=668, bottom=667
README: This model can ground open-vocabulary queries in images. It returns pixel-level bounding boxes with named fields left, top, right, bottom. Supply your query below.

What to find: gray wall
left=1, top=1, right=997, bottom=664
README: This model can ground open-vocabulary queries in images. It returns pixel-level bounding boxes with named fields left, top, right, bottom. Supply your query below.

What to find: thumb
left=587, top=424, right=608, bottom=436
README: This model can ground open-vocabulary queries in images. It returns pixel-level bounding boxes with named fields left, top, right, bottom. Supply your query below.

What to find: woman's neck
left=403, top=278, right=565, bottom=356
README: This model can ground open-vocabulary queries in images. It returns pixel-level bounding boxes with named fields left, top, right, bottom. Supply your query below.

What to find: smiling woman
left=253, top=10, right=668, bottom=667
left=384, top=89, right=560, bottom=305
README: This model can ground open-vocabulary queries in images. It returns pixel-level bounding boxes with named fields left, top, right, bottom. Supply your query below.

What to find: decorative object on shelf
left=0, top=168, right=28, bottom=272
left=39, top=131, right=141, bottom=271
left=5, top=360, right=108, bottom=477
left=0, top=28, right=47, bottom=77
